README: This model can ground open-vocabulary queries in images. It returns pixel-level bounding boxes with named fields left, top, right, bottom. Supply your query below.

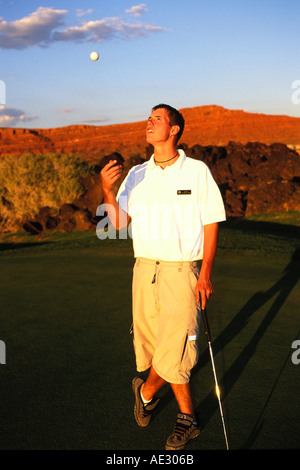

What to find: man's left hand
left=195, top=276, right=214, bottom=310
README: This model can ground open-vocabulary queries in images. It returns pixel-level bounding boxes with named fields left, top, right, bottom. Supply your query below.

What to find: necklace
left=154, top=152, right=178, bottom=164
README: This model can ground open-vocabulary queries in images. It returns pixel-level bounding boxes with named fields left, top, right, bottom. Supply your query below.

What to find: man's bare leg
left=165, top=383, right=200, bottom=450
left=171, top=383, right=196, bottom=420
left=142, top=368, right=195, bottom=420
left=141, top=366, right=166, bottom=401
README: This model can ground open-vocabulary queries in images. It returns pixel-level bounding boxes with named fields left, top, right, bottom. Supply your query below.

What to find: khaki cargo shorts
left=132, top=257, right=201, bottom=384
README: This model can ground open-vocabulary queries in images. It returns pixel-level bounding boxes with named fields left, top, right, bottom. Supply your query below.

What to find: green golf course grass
left=0, top=213, right=299, bottom=450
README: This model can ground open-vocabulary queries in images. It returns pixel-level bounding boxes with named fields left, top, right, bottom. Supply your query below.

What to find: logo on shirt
left=177, top=190, right=191, bottom=195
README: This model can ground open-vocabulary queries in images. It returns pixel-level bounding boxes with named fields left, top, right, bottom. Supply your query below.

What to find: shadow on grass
left=193, top=246, right=300, bottom=448
left=222, top=217, right=300, bottom=239
left=0, top=242, right=51, bottom=252
left=138, top=247, right=299, bottom=445
left=241, top=327, right=300, bottom=449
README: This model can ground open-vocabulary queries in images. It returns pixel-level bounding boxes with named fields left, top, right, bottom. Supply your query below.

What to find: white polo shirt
left=117, top=150, right=226, bottom=261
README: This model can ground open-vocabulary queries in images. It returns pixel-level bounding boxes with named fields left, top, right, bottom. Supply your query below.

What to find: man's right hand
left=100, top=160, right=129, bottom=230
left=100, top=160, right=123, bottom=193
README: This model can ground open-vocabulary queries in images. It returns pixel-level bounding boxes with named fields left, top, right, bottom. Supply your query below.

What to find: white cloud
left=53, top=17, right=163, bottom=43
left=76, top=9, right=93, bottom=18
left=83, top=116, right=109, bottom=124
left=125, top=4, right=148, bottom=18
left=0, top=105, right=38, bottom=126
left=0, top=6, right=67, bottom=49
left=55, top=107, right=74, bottom=113
left=0, top=6, right=164, bottom=49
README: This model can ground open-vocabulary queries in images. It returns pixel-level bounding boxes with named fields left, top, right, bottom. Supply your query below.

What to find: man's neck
left=153, top=145, right=179, bottom=169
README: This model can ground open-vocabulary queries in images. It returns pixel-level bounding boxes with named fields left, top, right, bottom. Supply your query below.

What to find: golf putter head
left=201, top=307, right=211, bottom=343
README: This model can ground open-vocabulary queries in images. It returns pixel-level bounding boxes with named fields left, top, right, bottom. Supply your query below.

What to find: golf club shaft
left=201, top=308, right=229, bottom=450
left=207, top=342, right=229, bottom=450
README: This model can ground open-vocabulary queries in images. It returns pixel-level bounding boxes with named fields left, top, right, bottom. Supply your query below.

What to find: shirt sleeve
left=116, top=167, right=135, bottom=215
left=200, top=165, right=226, bottom=225
left=117, top=163, right=148, bottom=216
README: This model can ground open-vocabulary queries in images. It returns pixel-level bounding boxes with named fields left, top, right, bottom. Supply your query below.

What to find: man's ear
left=170, top=125, right=180, bottom=138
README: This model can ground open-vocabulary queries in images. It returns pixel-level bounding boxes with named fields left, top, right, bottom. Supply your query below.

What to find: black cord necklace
left=154, top=152, right=178, bottom=164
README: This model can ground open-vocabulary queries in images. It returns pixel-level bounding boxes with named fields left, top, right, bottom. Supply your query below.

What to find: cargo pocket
left=179, top=329, right=199, bottom=379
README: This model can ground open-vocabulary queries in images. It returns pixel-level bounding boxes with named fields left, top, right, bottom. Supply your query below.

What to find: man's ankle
left=140, top=384, right=152, bottom=404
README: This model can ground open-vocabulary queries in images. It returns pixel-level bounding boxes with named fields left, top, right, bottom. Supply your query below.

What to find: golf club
left=201, top=307, right=229, bottom=450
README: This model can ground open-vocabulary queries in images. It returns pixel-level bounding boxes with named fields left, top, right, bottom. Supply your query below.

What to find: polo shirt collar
left=148, top=149, right=186, bottom=170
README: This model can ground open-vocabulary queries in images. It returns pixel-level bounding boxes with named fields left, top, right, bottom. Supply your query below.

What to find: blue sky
left=0, top=0, right=299, bottom=128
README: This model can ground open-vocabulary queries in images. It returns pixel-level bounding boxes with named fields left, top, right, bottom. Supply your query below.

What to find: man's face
left=146, top=108, right=173, bottom=144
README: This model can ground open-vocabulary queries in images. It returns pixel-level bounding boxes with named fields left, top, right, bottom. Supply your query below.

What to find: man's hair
left=152, top=104, right=185, bottom=143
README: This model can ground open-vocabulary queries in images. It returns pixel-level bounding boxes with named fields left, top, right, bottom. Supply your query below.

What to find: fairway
left=0, top=218, right=299, bottom=450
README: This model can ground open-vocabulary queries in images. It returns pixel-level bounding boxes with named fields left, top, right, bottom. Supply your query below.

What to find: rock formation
left=1, top=105, right=300, bottom=234
left=1, top=105, right=300, bottom=161
left=19, top=142, right=300, bottom=235
left=183, top=142, right=300, bottom=217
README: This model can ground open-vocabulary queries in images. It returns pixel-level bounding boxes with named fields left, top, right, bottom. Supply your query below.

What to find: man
left=100, top=104, right=226, bottom=450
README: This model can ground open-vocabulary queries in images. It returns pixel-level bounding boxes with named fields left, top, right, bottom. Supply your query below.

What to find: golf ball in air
left=90, top=51, right=99, bottom=61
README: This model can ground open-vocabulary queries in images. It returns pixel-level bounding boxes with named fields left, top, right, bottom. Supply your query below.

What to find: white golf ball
left=90, top=51, right=99, bottom=61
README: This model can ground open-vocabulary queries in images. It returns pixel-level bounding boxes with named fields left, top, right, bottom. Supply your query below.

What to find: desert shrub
left=0, top=152, right=90, bottom=231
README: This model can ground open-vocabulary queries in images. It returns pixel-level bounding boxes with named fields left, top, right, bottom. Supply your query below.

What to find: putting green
left=0, top=219, right=299, bottom=450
